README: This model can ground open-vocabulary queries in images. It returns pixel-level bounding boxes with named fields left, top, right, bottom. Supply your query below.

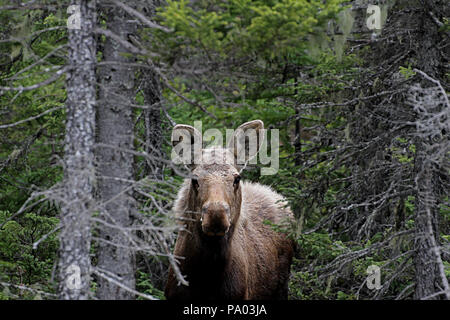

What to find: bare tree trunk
left=58, top=0, right=97, bottom=300
left=413, top=0, right=447, bottom=300
left=134, top=0, right=164, bottom=180
left=414, top=151, right=441, bottom=299
left=95, top=3, right=137, bottom=300
left=142, top=69, right=163, bottom=180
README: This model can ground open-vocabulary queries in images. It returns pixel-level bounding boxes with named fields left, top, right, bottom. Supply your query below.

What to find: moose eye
left=233, top=175, right=241, bottom=186
left=192, top=179, right=199, bottom=189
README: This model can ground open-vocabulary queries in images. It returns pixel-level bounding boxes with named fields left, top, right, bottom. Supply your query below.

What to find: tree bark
left=58, top=0, right=97, bottom=300
left=136, top=0, right=164, bottom=180
left=95, top=3, right=137, bottom=300
left=142, top=69, right=163, bottom=180
left=412, top=0, right=447, bottom=300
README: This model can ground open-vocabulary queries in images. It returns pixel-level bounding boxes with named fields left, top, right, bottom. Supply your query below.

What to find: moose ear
left=227, top=120, right=264, bottom=166
left=171, top=124, right=202, bottom=168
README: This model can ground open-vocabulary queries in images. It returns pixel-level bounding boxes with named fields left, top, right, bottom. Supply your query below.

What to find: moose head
left=171, top=120, right=264, bottom=237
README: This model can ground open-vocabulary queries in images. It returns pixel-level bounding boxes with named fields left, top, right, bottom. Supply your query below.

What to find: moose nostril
left=203, top=202, right=229, bottom=214
left=201, top=212, right=230, bottom=236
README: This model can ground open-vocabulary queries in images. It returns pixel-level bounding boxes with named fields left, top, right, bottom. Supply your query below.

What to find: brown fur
left=165, top=122, right=294, bottom=300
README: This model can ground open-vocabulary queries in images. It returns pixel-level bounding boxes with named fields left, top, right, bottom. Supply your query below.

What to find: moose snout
left=201, top=202, right=231, bottom=236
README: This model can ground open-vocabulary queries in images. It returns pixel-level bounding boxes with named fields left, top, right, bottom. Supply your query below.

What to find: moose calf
left=165, top=120, right=294, bottom=300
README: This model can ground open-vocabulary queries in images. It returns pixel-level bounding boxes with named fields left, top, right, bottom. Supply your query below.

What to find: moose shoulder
left=165, top=120, right=294, bottom=300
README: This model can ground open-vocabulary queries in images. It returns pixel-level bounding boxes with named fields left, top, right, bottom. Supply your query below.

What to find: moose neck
left=197, top=223, right=234, bottom=265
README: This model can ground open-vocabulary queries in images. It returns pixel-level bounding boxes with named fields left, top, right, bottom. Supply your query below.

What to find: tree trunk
left=412, top=0, right=446, bottom=300
left=142, top=69, right=163, bottom=180
left=95, top=3, right=137, bottom=300
left=414, top=151, right=441, bottom=299
left=58, top=0, right=97, bottom=300
left=136, top=0, right=164, bottom=180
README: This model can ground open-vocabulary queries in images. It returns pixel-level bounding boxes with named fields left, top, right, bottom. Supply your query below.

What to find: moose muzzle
left=201, top=202, right=231, bottom=236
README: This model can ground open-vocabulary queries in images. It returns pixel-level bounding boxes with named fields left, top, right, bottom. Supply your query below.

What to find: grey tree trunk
left=95, top=4, right=137, bottom=300
left=58, top=0, right=97, bottom=300
left=136, top=0, right=164, bottom=180
left=412, top=0, right=446, bottom=300
left=414, top=150, right=441, bottom=299
left=142, top=70, right=163, bottom=180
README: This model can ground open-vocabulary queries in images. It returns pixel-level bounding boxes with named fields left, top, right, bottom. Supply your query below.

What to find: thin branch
left=94, top=28, right=144, bottom=55
left=0, top=281, right=57, bottom=298
left=0, top=106, right=64, bottom=129
left=154, top=65, right=217, bottom=119
left=395, top=283, right=415, bottom=300
left=110, top=0, right=172, bottom=33
left=93, top=268, right=158, bottom=300
left=8, top=44, right=67, bottom=81
left=413, top=68, right=450, bottom=107
left=422, top=289, right=450, bottom=300
left=0, top=0, right=60, bottom=11
left=0, top=66, right=68, bottom=94
left=0, top=26, right=66, bottom=44
left=427, top=11, right=444, bottom=28
left=32, top=226, right=62, bottom=250
left=0, top=193, right=48, bottom=229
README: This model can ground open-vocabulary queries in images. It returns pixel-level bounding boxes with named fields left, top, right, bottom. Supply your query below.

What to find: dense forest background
left=0, top=0, right=449, bottom=300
